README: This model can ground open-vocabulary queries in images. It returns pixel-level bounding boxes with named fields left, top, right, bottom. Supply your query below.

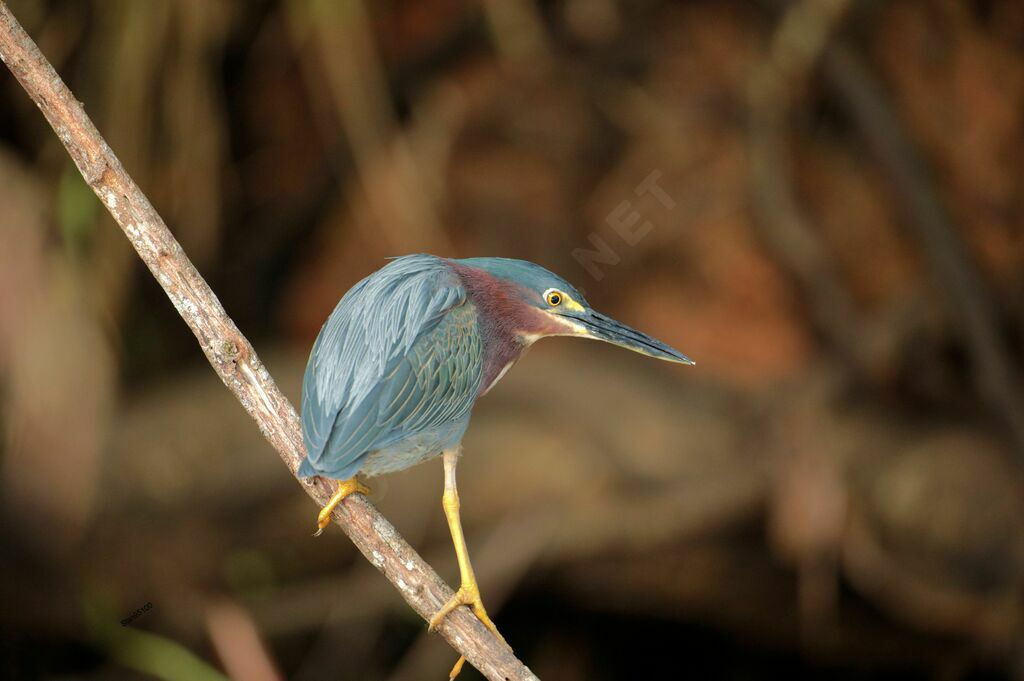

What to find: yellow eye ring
left=545, top=290, right=562, bottom=307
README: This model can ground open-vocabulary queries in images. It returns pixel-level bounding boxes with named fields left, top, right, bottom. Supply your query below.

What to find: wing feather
left=300, top=255, right=482, bottom=478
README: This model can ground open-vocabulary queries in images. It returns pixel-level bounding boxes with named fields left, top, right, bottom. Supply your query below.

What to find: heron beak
left=570, top=309, right=695, bottom=365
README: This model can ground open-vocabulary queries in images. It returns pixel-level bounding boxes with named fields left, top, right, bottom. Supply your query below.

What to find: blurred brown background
left=2, top=0, right=1024, bottom=679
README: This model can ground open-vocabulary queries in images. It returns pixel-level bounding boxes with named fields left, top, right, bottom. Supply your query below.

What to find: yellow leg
left=428, top=449, right=507, bottom=678
left=314, top=477, right=369, bottom=536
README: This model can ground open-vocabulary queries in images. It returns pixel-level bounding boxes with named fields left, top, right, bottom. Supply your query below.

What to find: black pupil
left=550, top=294, right=559, bottom=304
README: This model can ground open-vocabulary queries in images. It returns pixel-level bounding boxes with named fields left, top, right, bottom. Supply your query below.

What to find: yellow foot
left=314, top=478, right=370, bottom=536
left=428, top=580, right=502, bottom=637
left=429, top=580, right=508, bottom=678
left=449, top=655, right=467, bottom=680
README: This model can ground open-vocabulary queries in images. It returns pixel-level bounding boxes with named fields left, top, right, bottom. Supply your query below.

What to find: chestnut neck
left=448, top=261, right=564, bottom=396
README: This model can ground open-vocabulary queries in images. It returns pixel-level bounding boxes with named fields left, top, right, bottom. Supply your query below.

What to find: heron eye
left=546, top=290, right=562, bottom=307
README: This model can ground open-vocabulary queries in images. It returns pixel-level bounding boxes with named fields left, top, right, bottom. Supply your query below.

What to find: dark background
left=2, top=0, right=1024, bottom=679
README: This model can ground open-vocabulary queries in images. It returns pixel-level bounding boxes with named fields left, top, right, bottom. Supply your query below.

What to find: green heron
left=300, top=254, right=693, bottom=676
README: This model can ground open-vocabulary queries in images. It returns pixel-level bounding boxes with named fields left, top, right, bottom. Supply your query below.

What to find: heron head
left=454, top=257, right=694, bottom=366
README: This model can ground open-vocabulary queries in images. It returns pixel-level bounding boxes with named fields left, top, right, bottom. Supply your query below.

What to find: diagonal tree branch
left=0, top=4, right=537, bottom=680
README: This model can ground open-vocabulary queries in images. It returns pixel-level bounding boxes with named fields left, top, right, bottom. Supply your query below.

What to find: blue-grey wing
left=375, top=302, right=482, bottom=442
left=300, top=255, right=479, bottom=478
left=320, top=303, right=483, bottom=479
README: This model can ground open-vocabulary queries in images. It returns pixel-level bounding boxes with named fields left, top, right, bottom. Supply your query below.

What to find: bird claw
left=313, top=478, right=370, bottom=537
left=449, top=655, right=467, bottom=679
left=430, top=582, right=506, bottom=679
left=315, top=507, right=334, bottom=534
left=428, top=582, right=503, bottom=641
